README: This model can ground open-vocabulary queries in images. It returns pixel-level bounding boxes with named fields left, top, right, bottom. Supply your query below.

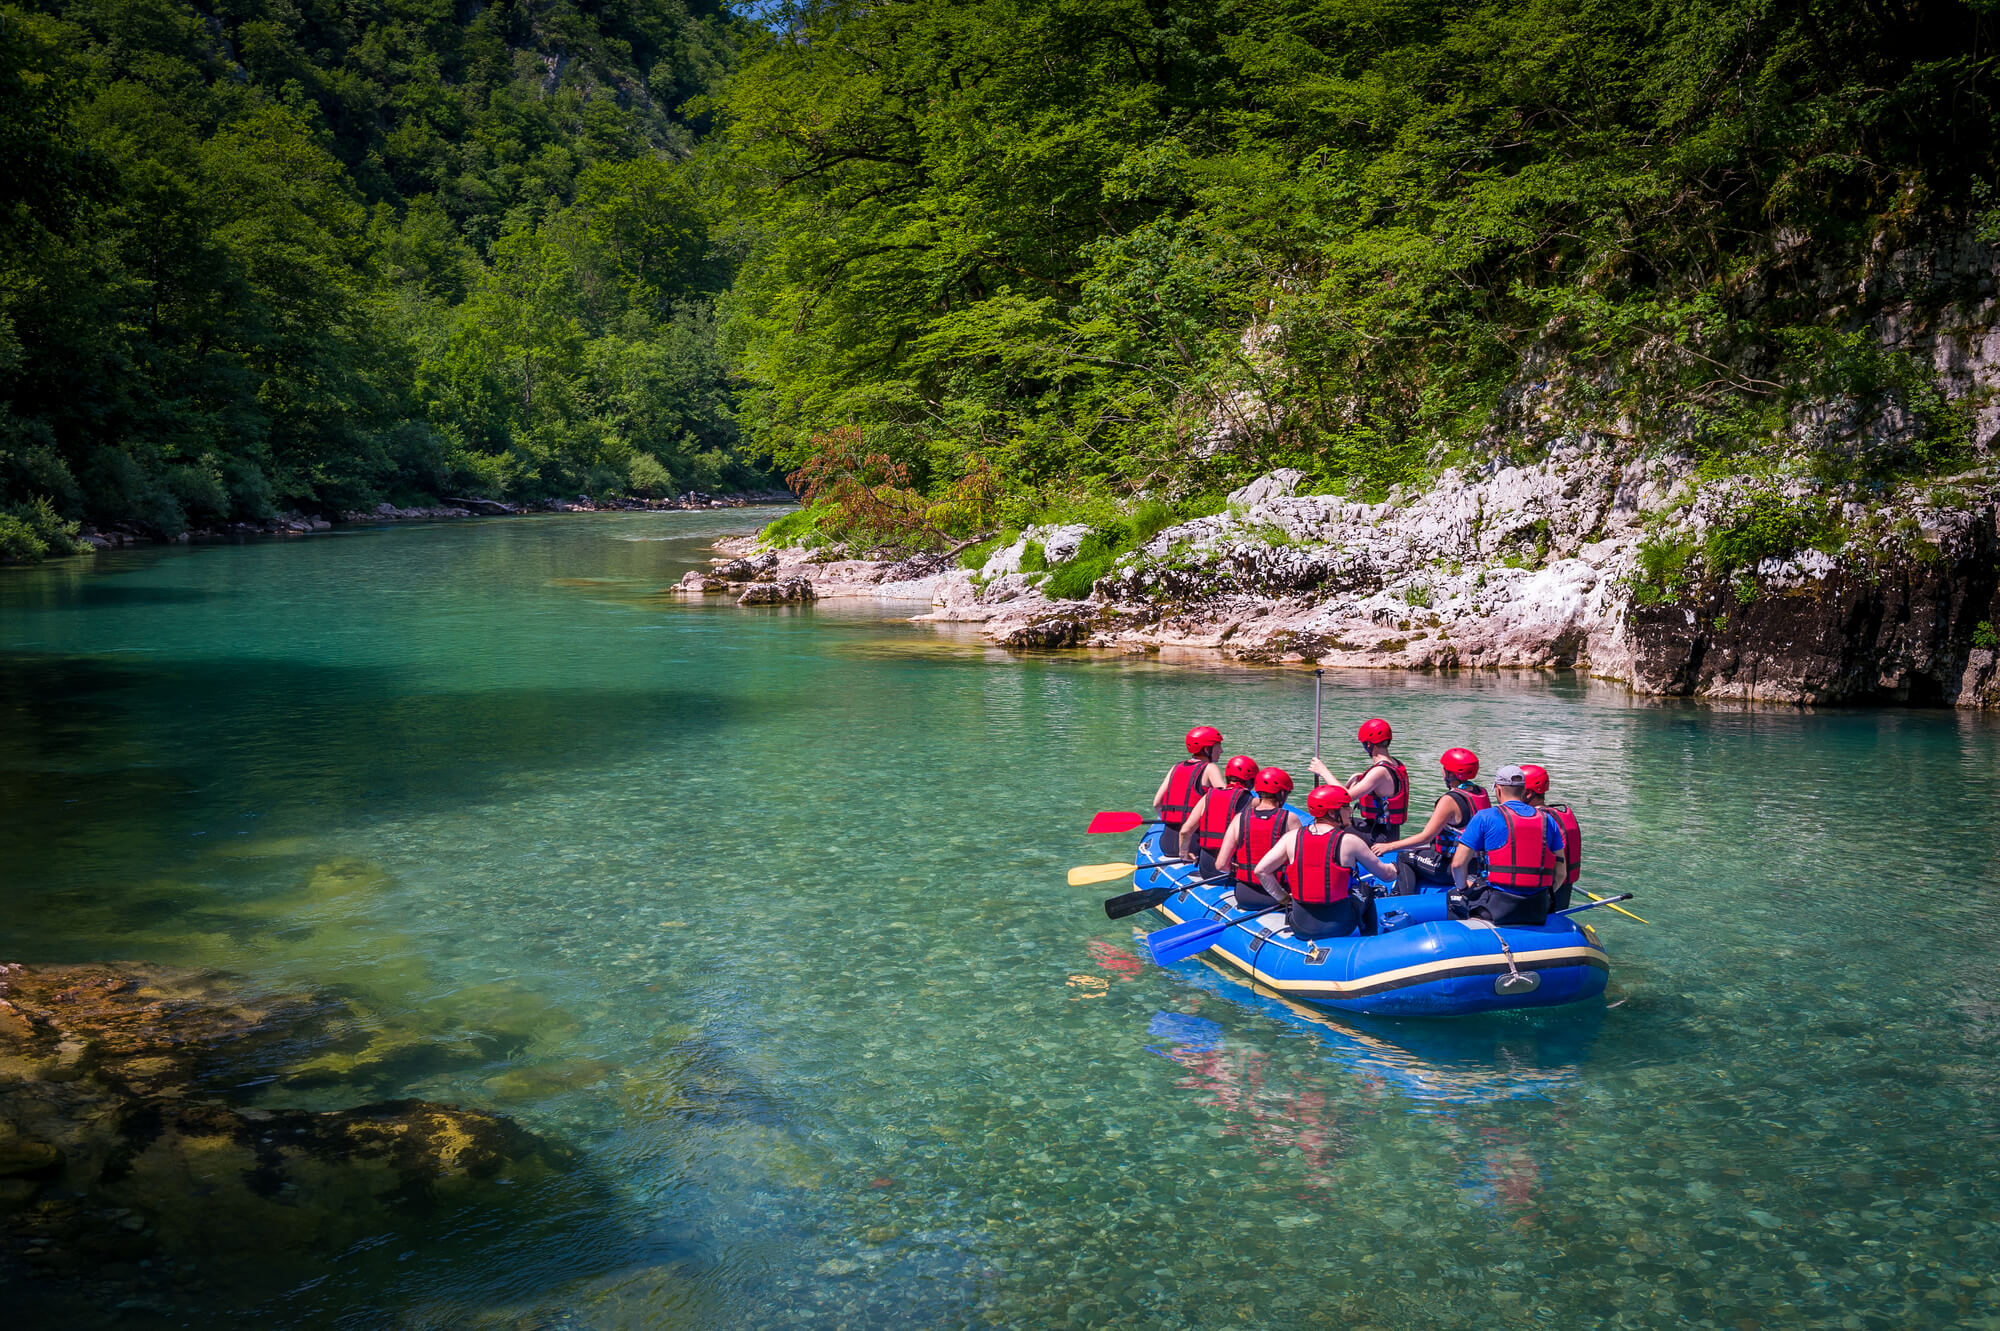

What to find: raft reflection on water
left=1145, top=965, right=1604, bottom=1110
left=1140, top=976, right=1604, bottom=1211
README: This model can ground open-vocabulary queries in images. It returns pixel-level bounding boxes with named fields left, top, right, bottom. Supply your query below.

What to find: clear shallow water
left=4, top=512, right=2000, bottom=1329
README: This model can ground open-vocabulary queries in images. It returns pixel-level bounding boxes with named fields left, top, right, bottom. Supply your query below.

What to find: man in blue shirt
left=1448, top=765, right=1566, bottom=925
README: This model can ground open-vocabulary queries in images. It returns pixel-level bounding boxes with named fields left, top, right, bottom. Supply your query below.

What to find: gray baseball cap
left=1494, top=764, right=1528, bottom=786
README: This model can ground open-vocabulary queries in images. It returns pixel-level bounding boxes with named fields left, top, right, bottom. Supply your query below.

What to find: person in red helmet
left=1253, top=784, right=1396, bottom=939
left=1153, top=726, right=1228, bottom=857
left=1180, top=755, right=1260, bottom=876
left=1448, top=765, right=1566, bottom=925
left=1371, top=747, right=1492, bottom=895
left=1519, top=763, right=1582, bottom=912
left=1213, top=766, right=1300, bottom=913
left=1311, top=717, right=1406, bottom=840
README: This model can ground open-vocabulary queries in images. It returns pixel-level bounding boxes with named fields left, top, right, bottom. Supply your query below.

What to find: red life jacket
left=1359, top=756, right=1408, bottom=828
left=1485, top=803, right=1558, bottom=894
left=1160, top=759, right=1210, bottom=827
left=1231, top=803, right=1290, bottom=887
left=1433, top=783, right=1491, bottom=856
left=1548, top=803, right=1581, bottom=888
left=1193, top=785, right=1252, bottom=856
left=1286, top=825, right=1354, bottom=905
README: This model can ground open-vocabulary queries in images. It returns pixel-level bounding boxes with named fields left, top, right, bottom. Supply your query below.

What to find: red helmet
left=1224, top=754, right=1259, bottom=785
left=1253, top=766, right=1294, bottom=796
left=1519, top=763, right=1551, bottom=797
left=1306, top=784, right=1350, bottom=818
left=1185, top=725, right=1223, bottom=755
left=1357, top=717, right=1392, bottom=746
left=1440, top=747, right=1479, bottom=780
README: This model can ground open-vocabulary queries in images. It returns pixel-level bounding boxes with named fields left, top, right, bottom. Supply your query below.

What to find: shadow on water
left=0, top=649, right=771, bottom=955
left=0, top=582, right=216, bottom=611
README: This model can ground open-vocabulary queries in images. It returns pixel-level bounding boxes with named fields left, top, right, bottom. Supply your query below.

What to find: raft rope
left=1149, top=850, right=1565, bottom=987
left=1213, top=889, right=1321, bottom=968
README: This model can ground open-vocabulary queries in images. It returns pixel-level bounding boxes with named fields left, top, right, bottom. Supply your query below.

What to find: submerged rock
left=93, top=1097, right=566, bottom=1255
left=0, top=961, right=576, bottom=1304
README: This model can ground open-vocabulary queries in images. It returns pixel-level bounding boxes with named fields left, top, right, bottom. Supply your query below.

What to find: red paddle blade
left=1087, top=811, right=1144, bottom=834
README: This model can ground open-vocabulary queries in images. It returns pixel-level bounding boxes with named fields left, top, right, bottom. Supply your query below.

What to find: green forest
left=3, top=0, right=1997, bottom=558
left=0, top=0, right=747, bottom=557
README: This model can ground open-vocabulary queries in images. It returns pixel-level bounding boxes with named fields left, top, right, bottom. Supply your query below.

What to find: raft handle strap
left=1468, top=918, right=1523, bottom=985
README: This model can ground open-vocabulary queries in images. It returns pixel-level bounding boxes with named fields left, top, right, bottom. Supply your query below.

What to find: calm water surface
left=4, top=512, right=2000, bottom=1329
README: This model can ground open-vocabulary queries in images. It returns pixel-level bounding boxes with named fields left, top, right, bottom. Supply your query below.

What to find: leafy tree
left=0, top=0, right=754, bottom=555
left=712, top=0, right=2000, bottom=539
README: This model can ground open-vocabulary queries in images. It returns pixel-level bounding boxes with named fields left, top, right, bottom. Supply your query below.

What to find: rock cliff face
left=1627, top=507, right=2000, bottom=705
left=919, top=448, right=2000, bottom=707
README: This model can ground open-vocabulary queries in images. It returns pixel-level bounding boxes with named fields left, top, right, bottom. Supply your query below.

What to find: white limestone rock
left=978, top=523, right=1090, bottom=578
left=1227, top=469, right=1305, bottom=507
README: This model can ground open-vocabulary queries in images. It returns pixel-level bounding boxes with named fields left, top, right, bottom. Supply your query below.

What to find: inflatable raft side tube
left=1152, top=900, right=1608, bottom=998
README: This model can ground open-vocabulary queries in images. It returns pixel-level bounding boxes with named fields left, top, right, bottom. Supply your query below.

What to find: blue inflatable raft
left=1133, top=821, right=1609, bottom=1017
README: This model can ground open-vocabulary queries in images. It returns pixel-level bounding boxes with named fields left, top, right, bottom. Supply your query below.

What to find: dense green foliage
left=7, top=0, right=1998, bottom=559
left=0, top=0, right=753, bottom=542
left=712, top=0, right=2000, bottom=547
left=1041, top=499, right=1206, bottom=598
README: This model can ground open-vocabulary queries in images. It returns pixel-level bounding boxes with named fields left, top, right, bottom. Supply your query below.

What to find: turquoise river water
left=4, top=510, right=2000, bottom=1329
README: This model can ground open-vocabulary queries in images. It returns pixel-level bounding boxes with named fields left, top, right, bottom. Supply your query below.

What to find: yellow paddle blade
left=1583, top=889, right=1651, bottom=925
left=1067, top=862, right=1141, bottom=887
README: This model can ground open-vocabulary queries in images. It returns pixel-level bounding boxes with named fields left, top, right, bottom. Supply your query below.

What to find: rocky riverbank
left=691, top=455, right=2000, bottom=708
left=0, top=960, right=576, bottom=1321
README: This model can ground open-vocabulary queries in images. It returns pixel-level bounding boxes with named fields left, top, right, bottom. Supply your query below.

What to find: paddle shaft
left=1552, top=892, right=1634, bottom=918
left=1104, top=872, right=1232, bottom=919
left=1072, top=849, right=1227, bottom=886
left=1580, top=888, right=1650, bottom=924
left=1313, top=668, right=1323, bottom=759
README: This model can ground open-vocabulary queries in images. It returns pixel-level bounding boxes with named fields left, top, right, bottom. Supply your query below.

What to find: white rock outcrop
left=710, top=445, right=2000, bottom=706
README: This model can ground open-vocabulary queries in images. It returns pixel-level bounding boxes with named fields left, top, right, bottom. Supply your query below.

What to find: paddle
left=1069, top=860, right=1161, bottom=886
left=1145, top=906, right=1282, bottom=967
left=1087, top=811, right=1159, bottom=834
left=1105, top=885, right=1177, bottom=919
left=1103, top=870, right=1232, bottom=920
left=1071, top=851, right=1218, bottom=886
left=1579, top=888, right=1650, bottom=924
